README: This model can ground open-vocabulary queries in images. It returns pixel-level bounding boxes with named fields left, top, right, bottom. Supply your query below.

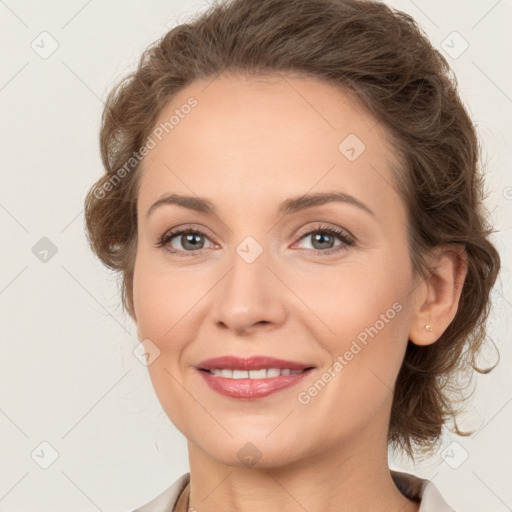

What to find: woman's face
left=132, top=73, right=423, bottom=467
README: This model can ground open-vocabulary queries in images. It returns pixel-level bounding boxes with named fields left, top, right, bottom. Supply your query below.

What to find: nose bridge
left=211, top=235, right=286, bottom=333
left=231, top=234, right=269, bottom=291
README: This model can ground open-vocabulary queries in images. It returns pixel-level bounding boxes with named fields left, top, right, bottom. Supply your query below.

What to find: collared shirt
left=132, top=470, right=456, bottom=511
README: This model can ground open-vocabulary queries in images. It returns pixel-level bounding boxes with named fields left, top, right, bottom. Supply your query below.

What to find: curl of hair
left=84, top=0, right=501, bottom=460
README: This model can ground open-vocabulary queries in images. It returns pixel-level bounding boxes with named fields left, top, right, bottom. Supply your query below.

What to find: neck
left=186, top=430, right=419, bottom=512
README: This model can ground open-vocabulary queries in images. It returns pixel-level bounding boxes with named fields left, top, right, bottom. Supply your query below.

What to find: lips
left=195, top=355, right=316, bottom=399
left=196, top=355, right=315, bottom=372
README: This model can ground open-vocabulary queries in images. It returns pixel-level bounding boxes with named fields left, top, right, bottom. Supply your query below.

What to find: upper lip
left=196, top=356, right=315, bottom=371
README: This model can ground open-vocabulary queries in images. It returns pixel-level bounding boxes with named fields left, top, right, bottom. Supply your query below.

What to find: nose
left=210, top=245, right=288, bottom=336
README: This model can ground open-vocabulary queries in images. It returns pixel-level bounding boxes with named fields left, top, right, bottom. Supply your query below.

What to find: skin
left=131, top=72, right=467, bottom=512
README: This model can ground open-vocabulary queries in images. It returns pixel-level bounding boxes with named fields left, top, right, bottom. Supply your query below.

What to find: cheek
left=304, top=259, right=411, bottom=397
left=295, top=258, right=408, bottom=341
left=132, top=252, right=197, bottom=431
left=302, top=297, right=410, bottom=438
left=132, top=250, right=200, bottom=341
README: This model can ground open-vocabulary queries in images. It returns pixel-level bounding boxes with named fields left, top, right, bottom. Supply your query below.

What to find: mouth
left=196, top=355, right=315, bottom=372
left=199, top=367, right=314, bottom=378
left=195, top=356, right=316, bottom=399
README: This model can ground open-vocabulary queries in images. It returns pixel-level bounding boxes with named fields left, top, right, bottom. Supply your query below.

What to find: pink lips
left=196, top=355, right=315, bottom=400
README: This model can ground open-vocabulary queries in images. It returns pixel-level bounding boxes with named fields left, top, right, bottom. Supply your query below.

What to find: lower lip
left=197, top=368, right=314, bottom=399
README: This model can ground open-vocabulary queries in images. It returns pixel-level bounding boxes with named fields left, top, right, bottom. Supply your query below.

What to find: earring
left=424, top=323, right=433, bottom=331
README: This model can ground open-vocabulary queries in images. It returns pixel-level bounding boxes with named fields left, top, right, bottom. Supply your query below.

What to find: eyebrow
left=146, top=191, right=375, bottom=218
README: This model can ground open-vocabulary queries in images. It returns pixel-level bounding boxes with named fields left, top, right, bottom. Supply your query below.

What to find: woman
left=84, top=0, right=501, bottom=510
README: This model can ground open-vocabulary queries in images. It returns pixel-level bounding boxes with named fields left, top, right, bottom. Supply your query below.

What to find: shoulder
left=129, top=472, right=190, bottom=512
left=391, top=470, right=457, bottom=512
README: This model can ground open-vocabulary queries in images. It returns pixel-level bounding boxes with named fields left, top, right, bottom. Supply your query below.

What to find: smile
left=204, top=368, right=305, bottom=378
left=197, top=367, right=315, bottom=399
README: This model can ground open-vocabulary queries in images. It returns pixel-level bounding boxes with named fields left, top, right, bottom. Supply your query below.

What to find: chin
left=195, top=433, right=305, bottom=469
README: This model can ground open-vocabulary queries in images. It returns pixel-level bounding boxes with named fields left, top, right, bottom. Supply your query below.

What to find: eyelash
left=154, top=223, right=355, bottom=257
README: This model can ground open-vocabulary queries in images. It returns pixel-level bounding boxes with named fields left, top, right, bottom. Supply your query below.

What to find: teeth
left=249, top=369, right=266, bottom=379
left=208, top=368, right=304, bottom=378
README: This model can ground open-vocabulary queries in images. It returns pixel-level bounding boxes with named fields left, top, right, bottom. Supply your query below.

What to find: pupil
left=313, top=233, right=333, bottom=249
left=184, top=233, right=203, bottom=250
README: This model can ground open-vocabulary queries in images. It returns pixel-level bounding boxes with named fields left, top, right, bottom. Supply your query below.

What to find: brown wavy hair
left=83, top=0, right=501, bottom=460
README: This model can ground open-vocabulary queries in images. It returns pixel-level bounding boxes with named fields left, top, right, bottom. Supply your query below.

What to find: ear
left=409, top=243, right=468, bottom=346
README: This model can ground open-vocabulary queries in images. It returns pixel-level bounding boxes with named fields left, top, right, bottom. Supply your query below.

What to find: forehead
left=138, top=72, right=404, bottom=224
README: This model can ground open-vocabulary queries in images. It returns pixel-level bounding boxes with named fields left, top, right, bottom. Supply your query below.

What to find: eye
left=155, top=223, right=355, bottom=257
left=155, top=226, right=215, bottom=256
left=293, top=224, right=355, bottom=255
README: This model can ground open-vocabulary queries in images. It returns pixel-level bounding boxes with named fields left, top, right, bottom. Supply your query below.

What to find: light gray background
left=0, top=0, right=510, bottom=510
